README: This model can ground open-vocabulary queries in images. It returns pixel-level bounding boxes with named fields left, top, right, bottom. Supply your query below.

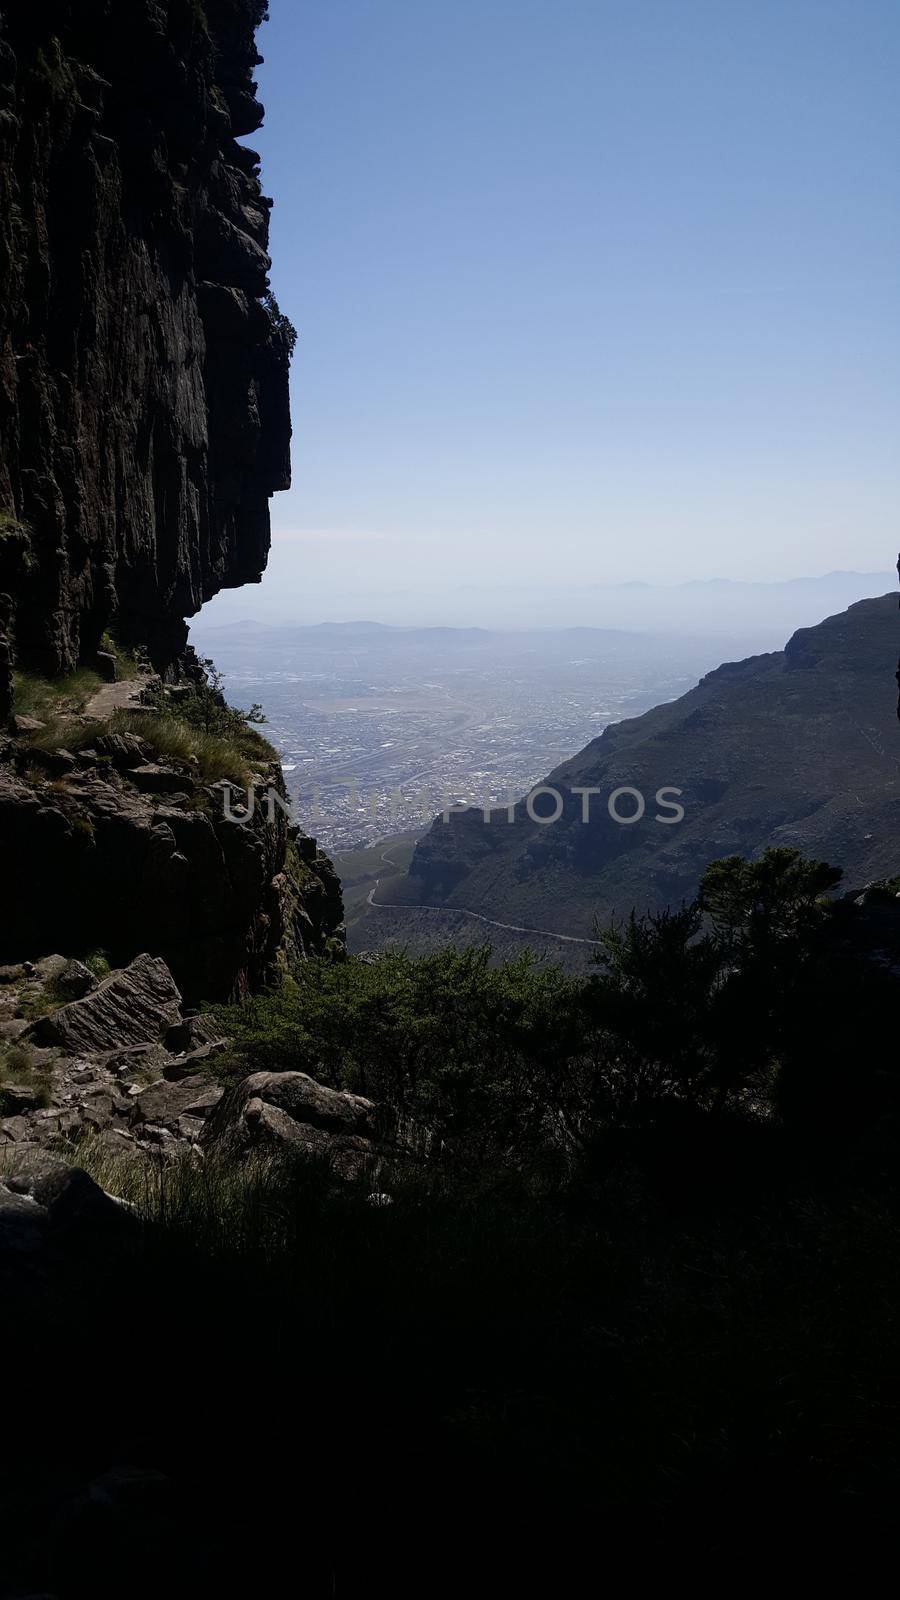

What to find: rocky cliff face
left=0, top=0, right=291, bottom=690
left=0, top=1, right=345, bottom=996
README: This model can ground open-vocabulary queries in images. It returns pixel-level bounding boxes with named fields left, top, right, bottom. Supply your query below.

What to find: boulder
left=129, top=764, right=189, bottom=794
left=164, top=1013, right=226, bottom=1054
left=0, top=1083, right=46, bottom=1115
left=232, top=1071, right=376, bottom=1136
left=235, top=1097, right=375, bottom=1179
left=23, top=745, right=77, bottom=776
left=30, top=1163, right=133, bottom=1234
left=100, top=1042, right=172, bottom=1080
left=132, top=1074, right=214, bottom=1127
left=55, top=959, right=97, bottom=1000
left=0, top=1184, right=47, bottom=1254
left=94, top=732, right=147, bottom=769
left=162, top=1041, right=228, bottom=1079
left=30, top=955, right=182, bottom=1052
left=206, top=1070, right=377, bottom=1177
left=12, top=714, right=46, bottom=735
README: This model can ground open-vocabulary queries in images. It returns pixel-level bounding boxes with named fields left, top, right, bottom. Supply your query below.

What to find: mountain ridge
left=376, top=595, right=899, bottom=951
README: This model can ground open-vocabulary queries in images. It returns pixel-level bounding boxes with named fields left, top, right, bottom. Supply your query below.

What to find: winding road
left=366, top=851, right=603, bottom=947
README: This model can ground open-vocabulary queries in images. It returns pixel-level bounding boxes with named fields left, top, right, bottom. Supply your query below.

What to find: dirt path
left=83, top=676, right=148, bottom=721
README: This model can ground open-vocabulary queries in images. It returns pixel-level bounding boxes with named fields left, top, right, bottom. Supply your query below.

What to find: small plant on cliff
left=84, top=951, right=111, bottom=981
left=262, top=291, right=298, bottom=357
left=99, top=631, right=144, bottom=682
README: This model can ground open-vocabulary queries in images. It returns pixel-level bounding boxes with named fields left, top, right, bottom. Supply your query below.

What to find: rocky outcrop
left=0, top=738, right=344, bottom=1002
left=205, top=1069, right=379, bottom=1177
left=29, top=952, right=182, bottom=1051
left=0, top=952, right=384, bottom=1177
left=0, top=0, right=291, bottom=693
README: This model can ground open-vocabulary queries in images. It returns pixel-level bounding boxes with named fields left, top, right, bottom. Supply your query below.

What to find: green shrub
left=218, top=946, right=584, bottom=1164
left=0, top=1041, right=36, bottom=1080
left=84, top=950, right=111, bottom=981
left=216, top=845, right=900, bottom=1171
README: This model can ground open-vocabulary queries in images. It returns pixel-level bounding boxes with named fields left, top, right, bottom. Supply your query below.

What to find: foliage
left=14, top=659, right=274, bottom=788
left=699, top=846, right=843, bottom=956
left=134, top=659, right=273, bottom=784
left=216, top=846, right=899, bottom=1173
left=98, top=630, right=144, bottom=681
left=27, top=1118, right=900, bottom=1583
left=83, top=950, right=111, bottom=981
left=0, top=511, right=35, bottom=580
left=262, top=290, right=298, bottom=356
left=218, top=946, right=580, bottom=1163
left=0, top=1039, right=51, bottom=1108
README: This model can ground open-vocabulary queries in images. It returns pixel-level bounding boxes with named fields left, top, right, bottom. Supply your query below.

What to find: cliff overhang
left=0, top=0, right=292, bottom=706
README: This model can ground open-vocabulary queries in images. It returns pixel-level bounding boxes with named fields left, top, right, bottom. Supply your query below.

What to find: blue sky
left=207, top=0, right=900, bottom=623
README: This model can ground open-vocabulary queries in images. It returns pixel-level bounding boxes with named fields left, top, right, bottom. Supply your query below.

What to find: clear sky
left=207, top=0, right=900, bottom=623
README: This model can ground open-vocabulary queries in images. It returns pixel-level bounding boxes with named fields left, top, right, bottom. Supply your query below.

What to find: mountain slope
left=383, top=595, right=899, bottom=941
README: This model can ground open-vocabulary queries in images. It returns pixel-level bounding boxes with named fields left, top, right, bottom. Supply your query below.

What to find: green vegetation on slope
left=218, top=847, right=900, bottom=1167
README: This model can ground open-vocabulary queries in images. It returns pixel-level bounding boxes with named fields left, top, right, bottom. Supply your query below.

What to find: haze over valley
left=191, top=617, right=723, bottom=852
left=194, top=571, right=894, bottom=862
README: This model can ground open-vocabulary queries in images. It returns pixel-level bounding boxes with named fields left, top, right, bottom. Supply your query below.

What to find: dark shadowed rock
left=0, top=1184, right=47, bottom=1255
left=0, top=1084, right=46, bottom=1116
left=0, top=1, right=345, bottom=1000
left=234, top=1071, right=376, bottom=1136
left=94, top=733, right=148, bottom=769
left=30, top=1165, right=133, bottom=1235
left=206, top=1070, right=378, bottom=1177
left=0, top=762, right=345, bottom=1003
left=132, top=1075, right=215, bottom=1127
left=55, top=960, right=96, bottom=1000
left=129, top=764, right=190, bottom=794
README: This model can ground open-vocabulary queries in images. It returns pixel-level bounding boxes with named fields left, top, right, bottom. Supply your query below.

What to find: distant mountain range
left=377, top=595, right=899, bottom=949
left=195, top=570, right=896, bottom=643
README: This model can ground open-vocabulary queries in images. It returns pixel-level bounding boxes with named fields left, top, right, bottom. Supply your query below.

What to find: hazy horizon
left=196, top=566, right=896, bottom=643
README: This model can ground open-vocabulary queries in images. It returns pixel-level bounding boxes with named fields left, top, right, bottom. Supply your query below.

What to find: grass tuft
left=110, top=710, right=255, bottom=785
left=12, top=667, right=102, bottom=724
